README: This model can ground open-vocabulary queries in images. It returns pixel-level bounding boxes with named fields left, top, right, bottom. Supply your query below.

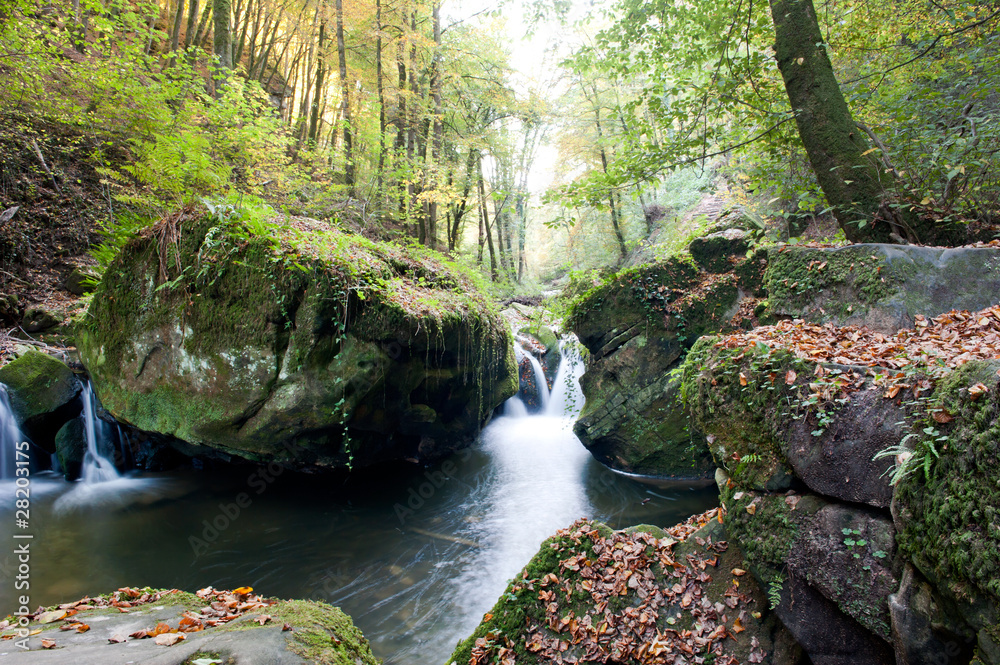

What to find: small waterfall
left=544, top=340, right=585, bottom=419
left=81, top=383, right=119, bottom=483
left=503, top=337, right=585, bottom=420
left=512, top=342, right=550, bottom=412
left=0, top=384, right=24, bottom=479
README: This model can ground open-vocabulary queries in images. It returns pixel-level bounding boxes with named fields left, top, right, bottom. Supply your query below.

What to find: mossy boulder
left=0, top=350, right=82, bottom=450
left=567, top=253, right=764, bottom=478
left=766, top=244, right=1000, bottom=333
left=689, top=228, right=750, bottom=273
left=682, top=338, right=897, bottom=506
left=720, top=481, right=897, bottom=663
left=448, top=513, right=800, bottom=665
left=893, top=359, right=1000, bottom=658
left=78, top=216, right=517, bottom=470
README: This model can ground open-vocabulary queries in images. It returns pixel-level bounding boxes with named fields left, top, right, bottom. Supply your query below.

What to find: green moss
left=225, top=599, right=378, bottom=665
left=765, top=245, right=898, bottom=318
left=0, top=349, right=79, bottom=424
left=720, top=487, right=799, bottom=578
left=896, top=360, right=1000, bottom=605
left=680, top=338, right=808, bottom=489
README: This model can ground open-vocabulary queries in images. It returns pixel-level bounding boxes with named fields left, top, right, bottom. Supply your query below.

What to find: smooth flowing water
left=0, top=343, right=716, bottom=664
left=0, top=385, right=22, bottom=480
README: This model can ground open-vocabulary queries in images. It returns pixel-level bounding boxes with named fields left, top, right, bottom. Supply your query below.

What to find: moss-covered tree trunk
left=769, top=0, right=963, bottom=245
left=212, top=0, right=232, bottom=71
left=768, top=0, right=891, bottom=243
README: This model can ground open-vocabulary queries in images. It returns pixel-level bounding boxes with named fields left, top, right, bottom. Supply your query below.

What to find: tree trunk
left=169, top=0, right=184, bottom=63
left=308, top=17, right=326, bottom=145
left=479, top=161, right=497, bottom=280
left=184, top=0, right=198, bottom=49
left=769, top=0, right=896, bottom=243
left=335, top=0, right=354, bottom=190
left=213, top=0, right=233, bottom=76
left=375, top=0, right=386, bottom=196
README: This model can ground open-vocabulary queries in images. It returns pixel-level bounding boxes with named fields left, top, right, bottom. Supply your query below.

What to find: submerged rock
left=78, top=216, right=517, bottom=470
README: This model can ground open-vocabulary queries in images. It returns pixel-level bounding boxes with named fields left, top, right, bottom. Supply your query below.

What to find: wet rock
left=889, top=564, right=977, bottom=665
left=22, top=306, right=62, bottom=332
left=766, top=244, right=1000, bottom=334
left=0, top=349, right=82, bottom=437
left=1, top=592, right=377, bottom=665
left=54, top=417, right=85, bottom=480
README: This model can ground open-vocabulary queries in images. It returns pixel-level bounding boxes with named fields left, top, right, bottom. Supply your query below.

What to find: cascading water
left=9, top=335, right=719, bottom=665
left=0, top=384, right=24, bottom=479
left=512, top=342, right=551, bottom=412
left=80, top=382, right=119, bottom=483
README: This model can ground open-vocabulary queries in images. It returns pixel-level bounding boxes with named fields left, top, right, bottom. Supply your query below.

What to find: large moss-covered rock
left=720, top=482, right=897, bottom=664
left=766, top=244, right=1000, bottom=333
left=78, top=217, right=517, bottom=469
left=448, top=512, right=800, bottom=665
left=893, top=360, right=1000, bottom=660
left=682, top=338, right=897, bottom=506
left=567, top=252, right=766, bottom=478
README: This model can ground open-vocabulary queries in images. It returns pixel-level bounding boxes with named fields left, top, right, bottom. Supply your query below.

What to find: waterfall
left=544, top=340, right=585, bottom=419
left=0, top=384, right=24, bottom=479
left=81, top=382, right=119, bottom=483
left=512, top=342, right=551, bottom=412
left=503, top=338, right=585, bottom=420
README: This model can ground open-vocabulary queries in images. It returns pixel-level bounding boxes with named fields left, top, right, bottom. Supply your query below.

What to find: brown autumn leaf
left=41, top=638, right=56, bottom=649
left=739, top=372, right=748, bottom=386
left=732, top=617, right=745, bottom=634
left=233, top=586, right=254, bottom=595
left=731, top=568, right=747, bottom=577
left=745, top=502, right=757, bottom=515
left=256, top=615, right=271, bottom=626
left=75, top=623, right=90, bottom=633
left=150, top=622, right=172, bottom=636
left=154, top=633, right=185, bottom=646
left=108, top=635, right=127, bottom=644
left=885, top=385, right=902, bottom=399
left=932, top=409, right=954, bottom=424
left=785, top=369, right=797, bottom=385
left=970, top=382, right=990, bottom=400
left=282, top=623, right=293, bottom=632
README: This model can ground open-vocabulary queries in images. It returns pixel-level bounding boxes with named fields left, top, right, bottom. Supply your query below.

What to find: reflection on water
left=0, top=343, right=717, bottom=664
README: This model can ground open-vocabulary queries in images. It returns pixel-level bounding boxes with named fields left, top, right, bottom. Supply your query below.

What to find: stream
left=0, top=344, right=717, bottom=664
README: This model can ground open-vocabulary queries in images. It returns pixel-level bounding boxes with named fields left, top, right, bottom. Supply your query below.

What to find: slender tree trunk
left=479, top=160, right=497, bottom=280
left=213, top=0, right=233, bottom=83
left=335, top=0, right=354, bottom=190
left=184, top=0, right=199, bottom=48
left=308, top=17, right=326, bottom=144
left=375, top=0, right=386, bottom=196
left=170, top=0, right=184, bottom=54
left=767, top=0, right=947, bottom=243
left=193, top=1, right=211, bottom=49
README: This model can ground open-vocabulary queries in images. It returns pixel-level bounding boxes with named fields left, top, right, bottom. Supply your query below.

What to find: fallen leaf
left=256, top=615, right=271, bottom=626
left=932, top=410, right=954, bottom=424
left=739, top=372, right=748, bottom=386
left=41, top=638, right=56, bottom=649
left=233, top=586, right=254, bottom=595
left=282, top=623, right=293, bottom=632
left=108, top=635, right=127, bottom=644
left=731, top=568, right=747, bottom=577
left=785, top=370, right=797, bottom=385
left=154, top=633, right=185, bottom=646
left=732, top=617, right=745, bottom=634
left=36, top=610, right=67, bottom=624
left=76, top=623, right=90, bottom=633
left=969, top=383, right=990, bottom=400
left=885, top=385, right=901, bottom=399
